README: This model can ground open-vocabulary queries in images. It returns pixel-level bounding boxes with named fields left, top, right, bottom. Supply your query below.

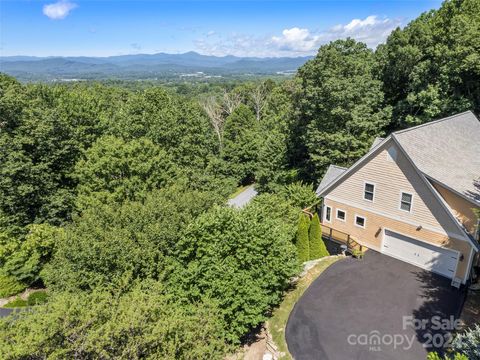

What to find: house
left=316, top=111, right=480, bottom=285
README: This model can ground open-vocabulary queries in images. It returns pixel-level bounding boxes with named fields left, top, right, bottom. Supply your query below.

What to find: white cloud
left=43, top=0, right=77, bottom=20
left=195, top=15, right=402, bottom=57
left=271, top=27, right=320, bottom=52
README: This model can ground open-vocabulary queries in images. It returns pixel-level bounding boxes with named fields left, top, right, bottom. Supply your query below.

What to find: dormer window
left=364, top=182, right=375, bottom=202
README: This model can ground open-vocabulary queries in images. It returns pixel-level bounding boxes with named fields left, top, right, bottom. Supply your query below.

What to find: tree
left=293, top=38, right=391, bottom=181
left=174, top=204, right=298, bottom=343
left=44, top=186, right=220, bottom=292
left=0, top=283, right=229, bottom=359
left=74, top=135, right=175, bottom=208
left=222, top=89, right=243, bottom=115
left=251, top=83, right=268, bottom=121
left=1, top=224, right=62, bottom=290
left=376, top=0, right=480, bottom=128
left=296, top=213, right=310, bottom=262
left=222, top=104, right=260, bottom=184
left=200, top=95, right=225, bottom=151
left=309, top=213, right=328, bottom=260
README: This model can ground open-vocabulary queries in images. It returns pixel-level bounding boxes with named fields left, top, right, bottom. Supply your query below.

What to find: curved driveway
left=286, top=251, right=465, bottom=360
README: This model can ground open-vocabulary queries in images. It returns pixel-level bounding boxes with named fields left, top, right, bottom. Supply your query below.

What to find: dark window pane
left=356, top=217, right=365, bottom=227
left=365, top=183, right=374, bottom=193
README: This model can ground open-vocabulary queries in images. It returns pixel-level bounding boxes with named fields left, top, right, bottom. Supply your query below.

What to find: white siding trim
left=464, top=246, right=475, bottom=284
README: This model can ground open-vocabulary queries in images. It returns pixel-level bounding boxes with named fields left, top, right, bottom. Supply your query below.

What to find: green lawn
left=267, top=256, right=341, bottom=359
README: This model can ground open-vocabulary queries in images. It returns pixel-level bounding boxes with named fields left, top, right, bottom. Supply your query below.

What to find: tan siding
left=327, top=140, right=464, bottom=238
left=323, top=198, right=472, bottom=281
left=433, top=182, right=480, bottom=235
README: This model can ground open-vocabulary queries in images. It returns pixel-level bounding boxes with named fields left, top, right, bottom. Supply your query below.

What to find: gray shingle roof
left=393, top=111, right=480, bottom=204
left=315, top=165, right=347, bottom=195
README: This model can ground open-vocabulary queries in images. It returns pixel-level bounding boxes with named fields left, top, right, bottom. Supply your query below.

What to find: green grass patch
left=267, top=256, right=341, bottom=359
left=27, top=291, right=48, bottom=306
left=228, top=184, right=251, bottom=199
left=3, top=297, right=28, bottom=308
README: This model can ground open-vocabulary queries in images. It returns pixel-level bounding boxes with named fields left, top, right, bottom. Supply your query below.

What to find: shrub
left=309, top=213, right=329, bottom=260
left=1, top=224, right=61, bottom=287
left=0, top=283, right=228, bottom=359
left=451, top=324, right=480, bottom=360
left=174, top=205, right=299, bottom=343
left=0, top=274, right=25, bottom=298
left=296, top=213, right=310, bottom=262
left=27, top=291, right=48, bottom=306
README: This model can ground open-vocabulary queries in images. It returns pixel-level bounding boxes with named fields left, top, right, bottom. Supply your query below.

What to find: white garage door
left=382, top=230, right=458, bottom=279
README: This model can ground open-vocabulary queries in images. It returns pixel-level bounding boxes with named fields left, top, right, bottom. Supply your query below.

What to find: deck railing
left=322, top=224, right=365, bottom=252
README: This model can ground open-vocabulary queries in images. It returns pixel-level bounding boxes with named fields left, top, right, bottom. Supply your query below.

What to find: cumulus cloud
left=271, top=27, right=320, bottom=52
left=43, top=0, right=77, bottom=20
left=195, top=15, right=401, bottom=57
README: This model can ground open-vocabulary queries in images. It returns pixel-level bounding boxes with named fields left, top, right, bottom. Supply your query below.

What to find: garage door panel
left=382, top=230, right=457, bottom=279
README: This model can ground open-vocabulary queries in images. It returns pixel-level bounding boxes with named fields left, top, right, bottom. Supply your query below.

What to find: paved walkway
left=0, top=308, right=14, bottom=318
left=227, top=185, right=258, bottom=208
left=286, top=251, right=465, bottom=360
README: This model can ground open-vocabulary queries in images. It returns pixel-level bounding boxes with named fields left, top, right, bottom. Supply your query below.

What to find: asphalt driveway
left=286, top=250, right=465, bottom=360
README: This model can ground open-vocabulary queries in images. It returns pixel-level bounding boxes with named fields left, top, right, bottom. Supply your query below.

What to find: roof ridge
left=393, top=110, right=475, bottom=135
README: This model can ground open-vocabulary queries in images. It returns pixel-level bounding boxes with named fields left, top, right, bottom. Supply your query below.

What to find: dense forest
left=0, top=0, right=479, bottom=358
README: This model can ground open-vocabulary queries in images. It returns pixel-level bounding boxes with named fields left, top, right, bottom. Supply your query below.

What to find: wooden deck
left=322, top=224, right=366, bottom=252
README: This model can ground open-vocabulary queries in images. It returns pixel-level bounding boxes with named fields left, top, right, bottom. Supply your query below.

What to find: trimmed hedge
left=309, top=213, right=329, bottom=260
left=296, top=214, right=310, bottom=262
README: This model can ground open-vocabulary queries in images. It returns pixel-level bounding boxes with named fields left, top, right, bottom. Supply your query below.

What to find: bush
left=296, top=213, right=310, bottom=262
left=451, top=324, right=480, bottom=360
left=0, top=283, right=228, bottom=359
left=174, top=205, right=299, bottom=343
left=0, top=274, right=25, bottom=298
left=1, top=224, right=61, bottom=287
left=27, top=291, right=48, bottom=306
left=309, top=213, right=329, bottom=260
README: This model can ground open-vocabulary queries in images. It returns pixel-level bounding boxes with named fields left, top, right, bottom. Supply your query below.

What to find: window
left=336, top=209, right=346, bottom=221
left=325, top=206, right=332, bottom=223
left=355, top=215, right=366, bottom=228
left=364, top=182, right=375, bottom=202
left=400, top=192, right=413, bottom=212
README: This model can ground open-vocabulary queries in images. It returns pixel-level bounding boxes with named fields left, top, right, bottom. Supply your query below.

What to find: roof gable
left=393, top=111, right=480, bottom=205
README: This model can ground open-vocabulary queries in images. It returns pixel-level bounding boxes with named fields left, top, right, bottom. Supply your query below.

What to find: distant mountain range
left=0, top=51, right=312, bottom=81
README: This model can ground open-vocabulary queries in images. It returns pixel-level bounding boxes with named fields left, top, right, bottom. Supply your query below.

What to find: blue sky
left=1, top=0, right=442, bottom=57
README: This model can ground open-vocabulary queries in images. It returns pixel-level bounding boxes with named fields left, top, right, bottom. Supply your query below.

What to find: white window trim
left=363, top=181, right=376, bottom=202
left=336, top=208, right=346, bottom=222
left=399, top=191, right=414, bottom=213
left=354, top=214, right=366, bottom=229
left=324, top=205, right=332, bottom=223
